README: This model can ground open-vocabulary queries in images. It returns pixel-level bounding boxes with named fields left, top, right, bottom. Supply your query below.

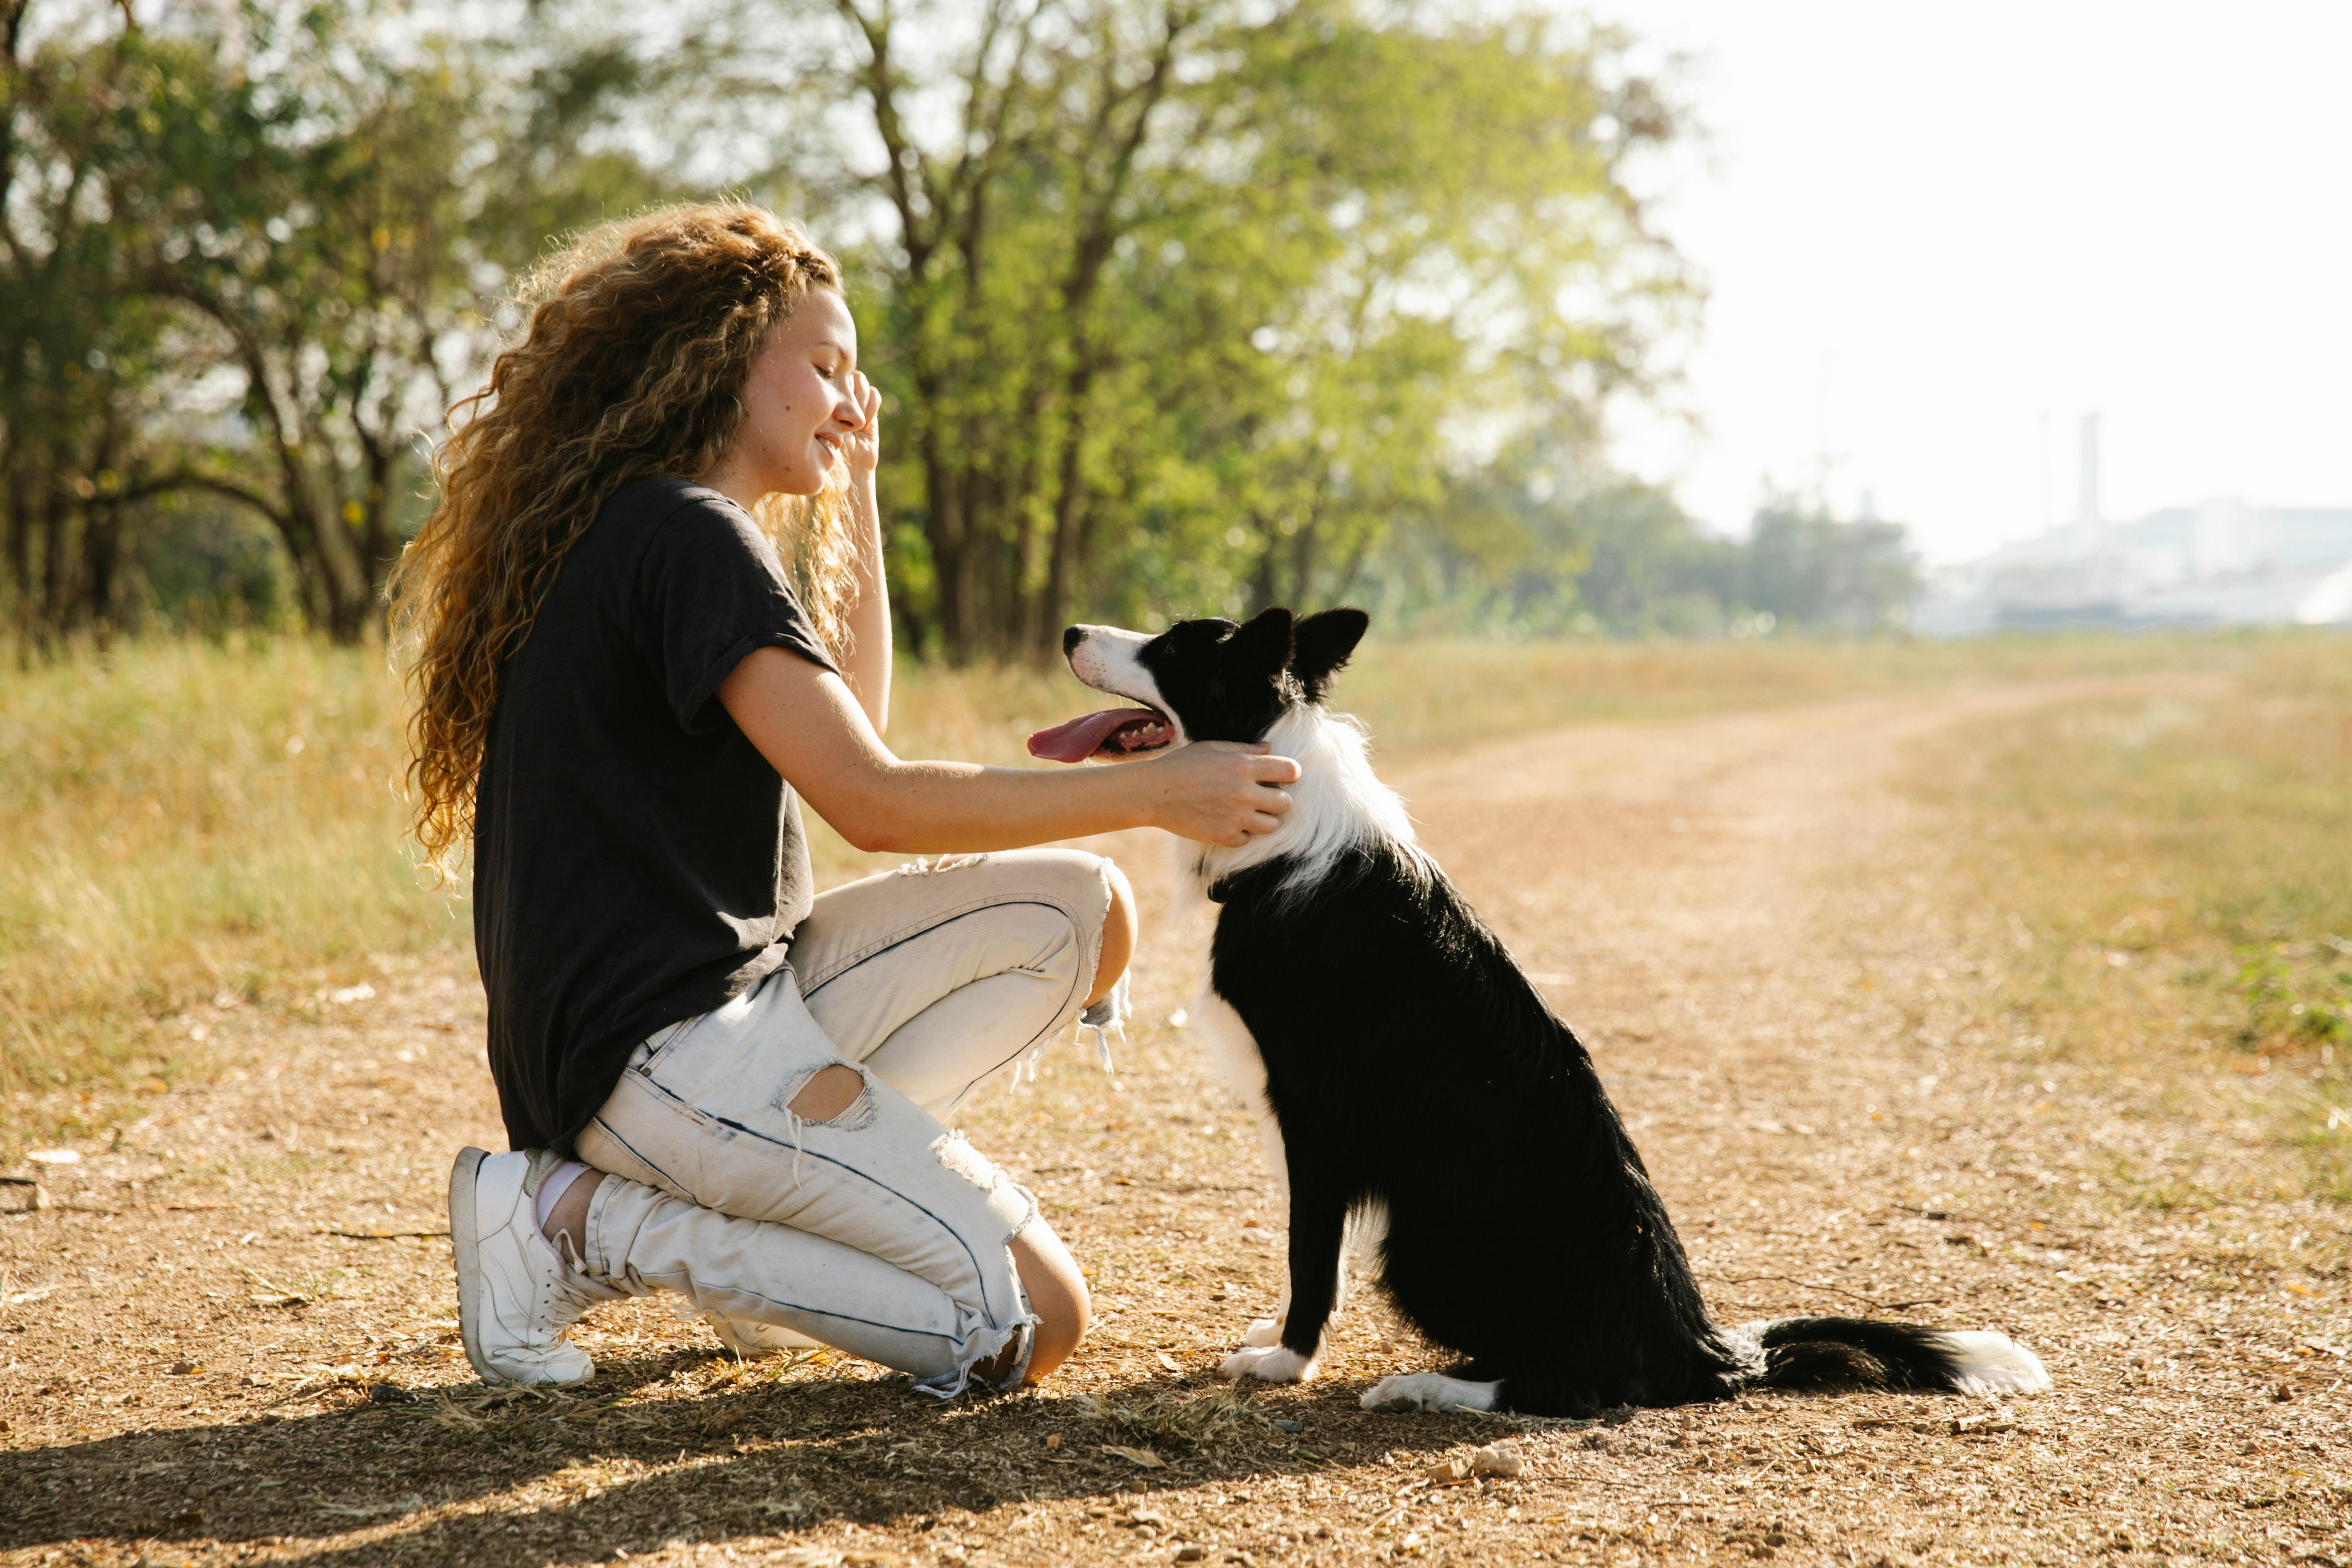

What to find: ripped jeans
left=569, top=848, right=1121, bottom=1396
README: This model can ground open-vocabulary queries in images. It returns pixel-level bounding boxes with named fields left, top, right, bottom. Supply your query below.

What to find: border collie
left=1028, top=606, right=2052, bottom=1417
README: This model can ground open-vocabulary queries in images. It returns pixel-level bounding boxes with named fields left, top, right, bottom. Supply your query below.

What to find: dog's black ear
left=1291, top=607, right=1369, bottom=702
left=1222, top=606, right=1295, bottom=687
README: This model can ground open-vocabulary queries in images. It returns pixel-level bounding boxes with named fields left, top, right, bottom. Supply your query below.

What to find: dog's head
left=1029, top=607, right=1370, bottom=762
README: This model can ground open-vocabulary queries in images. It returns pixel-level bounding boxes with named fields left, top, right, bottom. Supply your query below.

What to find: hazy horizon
left=1594, top=0, right=2352, bottom=564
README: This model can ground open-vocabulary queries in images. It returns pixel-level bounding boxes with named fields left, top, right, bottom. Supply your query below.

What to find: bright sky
left=1594, top=0, right=2352, bottom=562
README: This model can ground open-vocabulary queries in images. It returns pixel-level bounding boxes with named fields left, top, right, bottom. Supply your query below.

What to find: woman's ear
left=1290, top=608, right=1369, bottom=702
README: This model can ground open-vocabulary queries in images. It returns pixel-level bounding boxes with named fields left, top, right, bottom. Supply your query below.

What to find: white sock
left=533, top=1158, right=595, bottom=1234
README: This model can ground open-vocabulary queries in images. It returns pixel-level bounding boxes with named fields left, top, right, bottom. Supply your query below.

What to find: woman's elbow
left=842, top=823, right=909, bottom=855
left=823, top=795, right=915, bottom=854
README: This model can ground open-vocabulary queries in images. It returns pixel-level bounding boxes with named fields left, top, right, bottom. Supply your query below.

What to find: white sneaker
left=449, top=1147, right=620, bottom=1386
left=699, top=1310, right=823, bottom=1358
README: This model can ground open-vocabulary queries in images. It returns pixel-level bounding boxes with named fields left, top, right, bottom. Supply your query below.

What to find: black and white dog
left=1031, top=606, right=2051, bottom=1417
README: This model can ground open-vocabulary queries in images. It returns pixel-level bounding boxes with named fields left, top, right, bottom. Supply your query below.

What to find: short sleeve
left=631, top=489, right=840, bottom=733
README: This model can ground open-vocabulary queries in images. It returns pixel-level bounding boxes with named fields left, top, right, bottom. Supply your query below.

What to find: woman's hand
left=718, top=648, right=1303, bottom=856
left=1132, top=742, right=1301, bottom=847
left=836, top=371, right=882, bottom=475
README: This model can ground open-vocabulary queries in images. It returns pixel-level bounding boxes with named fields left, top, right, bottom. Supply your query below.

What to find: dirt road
left=4, top=683, right=2345, bottom=1566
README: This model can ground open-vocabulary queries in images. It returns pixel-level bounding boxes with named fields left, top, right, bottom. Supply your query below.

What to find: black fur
left=1078, top=606, right=2014, bottom=1418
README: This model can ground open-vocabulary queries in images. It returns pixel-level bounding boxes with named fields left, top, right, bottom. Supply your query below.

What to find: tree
left=0, top=5, right=239, bottom=647
left=1, top=0, right=673, bottom=649
left=139, top=12, right=667, bottom=642
left=657, top=0, right=1689, bottom=659
left=1741, top=494, right=1920, bottom=633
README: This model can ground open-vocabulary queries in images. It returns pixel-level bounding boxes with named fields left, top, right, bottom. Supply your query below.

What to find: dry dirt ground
left=4, top=683, right=2347, bottom=1568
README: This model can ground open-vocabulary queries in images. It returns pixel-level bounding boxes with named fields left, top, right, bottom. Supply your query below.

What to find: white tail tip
left=1939, top=1330, right=2053, bottom=1397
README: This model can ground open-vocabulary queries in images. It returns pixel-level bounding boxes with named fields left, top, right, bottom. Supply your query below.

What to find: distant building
left=1914, top=416, right=2352, bottom=633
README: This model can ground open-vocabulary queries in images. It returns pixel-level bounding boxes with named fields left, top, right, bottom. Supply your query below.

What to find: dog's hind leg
left=1360, top=1371, right=1503, bottom=1414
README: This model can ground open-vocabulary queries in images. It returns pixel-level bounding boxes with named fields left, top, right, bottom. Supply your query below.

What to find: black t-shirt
left=474, top=476, right=838, bottom=1151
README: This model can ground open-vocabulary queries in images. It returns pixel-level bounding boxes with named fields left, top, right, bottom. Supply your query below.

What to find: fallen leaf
left=23, top=1149, right=79, bottom=1166
left=1044, top=1433, right=1063, bottom=1449
left=1103, top=1443, right=1166, bottom=1469
left=1425, top=1457, right=1470, bottom=1485
left=1155, top=1351, right=1182, bottom=1372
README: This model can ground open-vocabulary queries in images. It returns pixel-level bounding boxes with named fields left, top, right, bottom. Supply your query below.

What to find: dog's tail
left=1725, top=1316, right=2051, bottom=1399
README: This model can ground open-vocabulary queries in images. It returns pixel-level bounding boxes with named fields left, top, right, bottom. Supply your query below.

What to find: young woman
left=389, top=203, right=1297, bottom=1395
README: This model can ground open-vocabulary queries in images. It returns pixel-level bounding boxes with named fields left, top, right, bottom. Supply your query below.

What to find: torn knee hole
left=785, top=1064, right=868, bottom=1125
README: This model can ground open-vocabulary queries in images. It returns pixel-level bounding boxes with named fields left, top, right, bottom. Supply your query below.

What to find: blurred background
left=5, top=0, right=2347, bottom=653
left=2, top=0, right=2346, bottom=1123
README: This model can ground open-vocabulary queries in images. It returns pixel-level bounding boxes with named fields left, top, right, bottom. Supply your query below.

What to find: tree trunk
left=4, top=450, right=32, bottom=651
left=39, top=469, right=68, bottom=640
left=83, top=497, right=118, bottom=642
left=1290, top=515, right=1318, bottom=609
left=1246, top=527, right=1279, bottom=615
left=1034, top=389, right=1092, bottom=660
left=920, top=436, right=975, bottom=664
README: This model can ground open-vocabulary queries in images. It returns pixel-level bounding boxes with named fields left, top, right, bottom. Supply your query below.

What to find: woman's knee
left=1008, top=1223, right=1091, bottom=1385
left=1089, top=860, right=1136, bottom=1008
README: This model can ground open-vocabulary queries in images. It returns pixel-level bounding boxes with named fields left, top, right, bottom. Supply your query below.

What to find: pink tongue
left=1027, top=707, right=1162, bottom=763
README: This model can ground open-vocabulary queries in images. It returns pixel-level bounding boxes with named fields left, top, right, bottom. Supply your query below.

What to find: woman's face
left=728, top=288, right=865, bottom=498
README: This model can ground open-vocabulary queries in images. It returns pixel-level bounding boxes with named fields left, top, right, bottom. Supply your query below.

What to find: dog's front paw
left=1239, top=1316, right=1283, bottom=1348
left=1219, top=1344, right=1317, bottom=1384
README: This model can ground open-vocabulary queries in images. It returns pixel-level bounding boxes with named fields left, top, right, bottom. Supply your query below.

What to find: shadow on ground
left=8, top=1353, right=1511, bottom=1563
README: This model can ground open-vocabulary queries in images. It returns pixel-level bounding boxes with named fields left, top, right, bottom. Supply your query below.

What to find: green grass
left=1908, top=633, right=2352, bottom=1199
left=0, top=626, right=2305, bottom=1143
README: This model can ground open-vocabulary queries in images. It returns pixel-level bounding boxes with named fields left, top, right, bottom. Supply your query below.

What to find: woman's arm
left=718, top=646, right=1300, bottom=853
left=831, top=375, right=892, bottom=733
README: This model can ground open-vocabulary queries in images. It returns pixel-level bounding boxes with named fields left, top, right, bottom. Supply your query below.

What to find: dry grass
left=1908, top=635, right=2352, bottom=1202
left=0, top=640, right=434, bottom=1107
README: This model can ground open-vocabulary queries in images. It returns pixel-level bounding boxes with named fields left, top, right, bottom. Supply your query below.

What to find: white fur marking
left=1938, top=1331, right=2053, bottom=1397
left=1240, top=1317, right=1282, bottom=1348
left=1219, top=1344, right=1318, bottom=1384
left=1187, top=704, right=1422, bottom=898
left=1361, top=1372, right=1502, bottom=1413
left=1064, top=627, right=1182, bottom=737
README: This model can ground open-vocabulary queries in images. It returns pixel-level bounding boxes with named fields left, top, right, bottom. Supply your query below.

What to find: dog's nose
left=1062, top=625, right=1084, bottom=655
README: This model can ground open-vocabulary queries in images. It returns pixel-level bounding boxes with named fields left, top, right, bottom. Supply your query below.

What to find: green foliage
left=0, top=0, right=672, bottom=648
left=639, top=0, right=1694, bottom=658
left=1362, top=472, right=1922, bottom=637
left=2235, top=942, right=2351, bottom=1049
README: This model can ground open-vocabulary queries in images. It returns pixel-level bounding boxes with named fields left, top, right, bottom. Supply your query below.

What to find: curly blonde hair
left=387, top=202, right=855, bottom=880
